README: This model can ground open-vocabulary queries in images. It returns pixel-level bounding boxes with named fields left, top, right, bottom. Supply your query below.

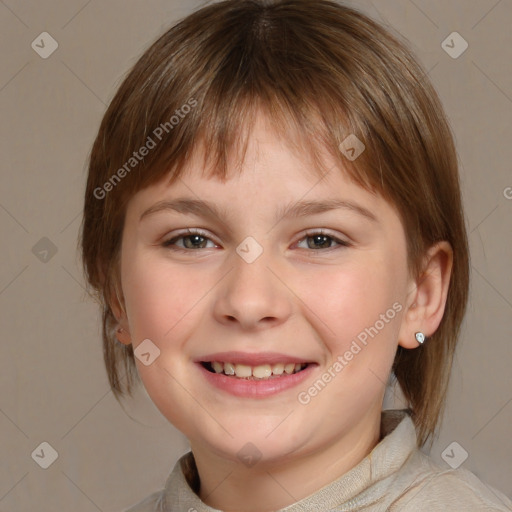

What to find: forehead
left=127, top=113, right=392, bottom=229
left=147, top=115, right=354, bottom=196
left=170, top=111, right=364, bottom=193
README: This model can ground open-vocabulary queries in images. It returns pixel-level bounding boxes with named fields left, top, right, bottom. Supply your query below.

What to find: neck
left=191, top=410, right=382, bottom=512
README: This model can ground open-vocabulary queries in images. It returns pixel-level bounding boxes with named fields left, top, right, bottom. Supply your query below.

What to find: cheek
left=120, top=252, right=210, bottom=430
left=312, top=259, right=400, bottom=347
left=121, top=251, right=204, bottom=344
left=317, top=265, right=405, bottom=409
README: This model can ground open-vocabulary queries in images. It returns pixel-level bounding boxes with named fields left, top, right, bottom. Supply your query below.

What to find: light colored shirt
left=125, top=409, right=512, bottom=511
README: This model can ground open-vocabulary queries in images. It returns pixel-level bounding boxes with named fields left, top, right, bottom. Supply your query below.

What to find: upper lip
left=195, top=351, right=315, bottom=366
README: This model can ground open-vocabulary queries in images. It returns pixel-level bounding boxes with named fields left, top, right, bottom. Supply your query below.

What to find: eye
left=296, top=230, right=351, bottom=251
left=162, top=229, right=217, bottom=251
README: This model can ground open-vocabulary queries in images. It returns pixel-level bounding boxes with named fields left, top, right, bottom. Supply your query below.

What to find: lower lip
left=197, top=363, right=317, bottom=398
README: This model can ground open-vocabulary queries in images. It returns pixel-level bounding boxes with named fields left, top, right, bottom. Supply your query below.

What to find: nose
left=213, top=244, right=293, bottom=331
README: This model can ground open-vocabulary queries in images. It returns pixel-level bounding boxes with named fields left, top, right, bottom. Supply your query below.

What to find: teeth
left=212, top=361, right=224, bottom=374
left=252, top=364, right=272, bottom=378
left=234, top=364, right=252, bottom=378
left=207, top=361, right=307, bottom=379
left=284, top=363, right=295, bottom=374
left=224, top=362, right=235, bottom=376
left=272, top=363, right=284, bottom=375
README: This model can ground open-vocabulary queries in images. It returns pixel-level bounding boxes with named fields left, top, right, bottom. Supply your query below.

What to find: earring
left=415, top=332, right=426, bottom=345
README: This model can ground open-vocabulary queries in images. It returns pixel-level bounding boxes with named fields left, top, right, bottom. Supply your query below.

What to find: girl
left=80, top=1, right=512, bottom=510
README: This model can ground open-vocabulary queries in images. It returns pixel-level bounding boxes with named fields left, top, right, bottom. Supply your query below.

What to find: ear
left=398, top=241, right=453, bottom=349
left=110, top=281, right=133, bottom=346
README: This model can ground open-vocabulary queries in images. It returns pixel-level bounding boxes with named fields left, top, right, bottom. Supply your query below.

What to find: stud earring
left=415, top=332, right=425, bottom=345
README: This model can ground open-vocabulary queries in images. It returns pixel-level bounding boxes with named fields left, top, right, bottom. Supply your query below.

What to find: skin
left=114, top=112, right=453, bottom=512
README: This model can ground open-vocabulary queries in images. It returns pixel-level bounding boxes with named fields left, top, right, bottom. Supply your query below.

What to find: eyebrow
left=139, top=197, right=377, bottom=224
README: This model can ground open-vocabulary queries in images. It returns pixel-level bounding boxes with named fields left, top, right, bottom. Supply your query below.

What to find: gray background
left=1, top=0, right=511, bottom=510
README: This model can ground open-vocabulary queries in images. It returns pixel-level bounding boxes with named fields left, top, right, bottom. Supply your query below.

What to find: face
left=117, top=112, right=413, bottom=466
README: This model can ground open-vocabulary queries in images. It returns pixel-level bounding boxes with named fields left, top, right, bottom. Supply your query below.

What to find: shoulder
left=391, top=450, right=512, bottom=511
left=123, top=490, right=166, bottom=512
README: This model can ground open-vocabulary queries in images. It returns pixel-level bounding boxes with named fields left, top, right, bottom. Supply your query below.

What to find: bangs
left=163, top=93, right=370, bottom=193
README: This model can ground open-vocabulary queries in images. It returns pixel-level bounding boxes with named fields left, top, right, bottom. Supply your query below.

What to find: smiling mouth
left=200, top=361, right=311, bottom=379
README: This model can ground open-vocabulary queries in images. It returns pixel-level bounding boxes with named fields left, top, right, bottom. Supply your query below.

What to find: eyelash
left=161, top=228, right=351, bottom=253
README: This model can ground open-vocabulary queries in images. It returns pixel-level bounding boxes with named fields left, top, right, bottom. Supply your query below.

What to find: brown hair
left=80, top=0, right=469, bottom=446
